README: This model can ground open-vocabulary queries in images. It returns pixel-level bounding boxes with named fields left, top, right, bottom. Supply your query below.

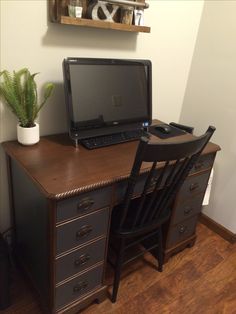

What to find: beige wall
left=0, top=0, right=203, bottom=232
left=180, top=1, right=236, bottom=233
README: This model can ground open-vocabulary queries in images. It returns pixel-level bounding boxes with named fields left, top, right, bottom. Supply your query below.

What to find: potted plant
left=0, top=68, right=54, bottom=145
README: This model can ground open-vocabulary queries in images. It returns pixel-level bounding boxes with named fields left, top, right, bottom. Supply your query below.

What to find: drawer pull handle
left=184, top=207, right=192, bottom=215
left=73, top=281, right=88, bottom=293
left=77, top=198, right=94, bottom=211
left=74, top=254, right=90, bottom=267
left=189, top=183, right=199, bottom=191
left=194, top=162, right=204, bottom=170
left=76, top=225, right=93, bottom=239
left=179, top=225, right=187, bottom=234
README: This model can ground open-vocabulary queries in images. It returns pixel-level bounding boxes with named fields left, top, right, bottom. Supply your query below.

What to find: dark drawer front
left=56, top=186, right=112, bottom=223
left=171, top=193, right=205, bottom=225
left=177, top=171, right=211, bottom=202
left=55, top=265, right=103, bottom=310
left=56, top=238, right=106, bottom=283
left=190, top=153, right=215, bottom=174
left=166, top=216, right=198, bottom=248
left=116, top=170, right=162, bottom=203
left=116, top=173, right=147, bottom=203
left=115, top=156, right=211, bottom=204
left=57, top=208, right=109, bottom=255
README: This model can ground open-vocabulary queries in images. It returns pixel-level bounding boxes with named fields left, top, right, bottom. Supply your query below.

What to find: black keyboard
left=81, top=129, right=149, bottom=149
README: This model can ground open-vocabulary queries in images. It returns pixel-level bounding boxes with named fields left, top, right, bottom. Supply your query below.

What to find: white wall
left=180, top=1, right=236, bottom=233
left=0, top=0, right=203, bottom=232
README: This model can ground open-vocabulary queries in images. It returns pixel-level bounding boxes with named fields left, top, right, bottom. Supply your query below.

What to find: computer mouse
left=155, top=124, right=171, bottom=134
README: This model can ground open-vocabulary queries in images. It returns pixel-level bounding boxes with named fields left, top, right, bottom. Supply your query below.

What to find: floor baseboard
left=199, top=213, right=236, bottom=244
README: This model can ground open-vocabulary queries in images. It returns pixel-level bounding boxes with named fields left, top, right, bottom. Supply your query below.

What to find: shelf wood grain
left=60, top=15, right=151, bottom=33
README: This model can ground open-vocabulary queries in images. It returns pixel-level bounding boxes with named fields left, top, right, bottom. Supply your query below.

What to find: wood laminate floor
left=2, top=223, right=236, bottom=314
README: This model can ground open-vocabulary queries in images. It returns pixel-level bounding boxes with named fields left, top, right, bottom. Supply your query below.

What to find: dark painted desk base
left=164, top=234, right=196, bottom=262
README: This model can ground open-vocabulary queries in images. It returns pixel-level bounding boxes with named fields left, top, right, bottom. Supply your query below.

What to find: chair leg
left=157, top=227, right=163, bottom=272
left=111, top=239, right=125, bottom=303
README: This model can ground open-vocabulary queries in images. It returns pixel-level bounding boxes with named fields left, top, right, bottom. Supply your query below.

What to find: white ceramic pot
left=17, top=123, right=40, bottom=145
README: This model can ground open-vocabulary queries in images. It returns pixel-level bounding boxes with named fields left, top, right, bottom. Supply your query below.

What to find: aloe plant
left=0, top=68, right=54, bottom=127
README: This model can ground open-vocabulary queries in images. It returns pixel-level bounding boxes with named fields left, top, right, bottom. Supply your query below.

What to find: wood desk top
left=2, top=125, right=220, bottom=200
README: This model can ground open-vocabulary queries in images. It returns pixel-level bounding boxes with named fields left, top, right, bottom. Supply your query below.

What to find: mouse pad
left=149, top=124, right=186, bottom=139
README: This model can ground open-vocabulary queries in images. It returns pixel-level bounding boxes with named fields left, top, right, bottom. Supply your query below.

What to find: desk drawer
left=177, top=171, right=211, bottom=202
left=166, top=216, right=198, bottom=248
left=116, top=159, right=206, bottom=203
left=171, top=193, right=205, bottom=225
left=116, top=170, right=162, bottom=203
left=116, top=173, right=147, bottom=203
left=56, top=186, right=112, bottom=223
left=55, top=265, right=103, bottom=309
left=56, top=208, right=109, bottom=255
left=56, top=238, right=106, bottom=283
left=117, top=168, right=210, bottom=204
left=190, top=153, right=215, bottom=174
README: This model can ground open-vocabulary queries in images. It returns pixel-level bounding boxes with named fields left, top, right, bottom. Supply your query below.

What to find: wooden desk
left=3, top=129, right=220, bottom=314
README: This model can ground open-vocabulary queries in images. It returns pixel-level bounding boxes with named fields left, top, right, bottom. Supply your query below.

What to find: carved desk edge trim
left=48, top=145, right=221, bottom=201
left=2, top=140, right=221, bottom=201
left=47, top=168, right=151, bottom=201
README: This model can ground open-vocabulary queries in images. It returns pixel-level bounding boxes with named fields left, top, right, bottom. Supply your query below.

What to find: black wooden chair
left=108, top=126, right=215, bottom=303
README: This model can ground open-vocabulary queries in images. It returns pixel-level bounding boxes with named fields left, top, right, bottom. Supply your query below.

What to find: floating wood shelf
left=59, top=15, right=151, bottom=33
left=49, top=0, right=151, bottom=33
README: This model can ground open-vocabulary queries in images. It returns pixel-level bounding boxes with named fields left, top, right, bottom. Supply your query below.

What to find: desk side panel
left=11, top=159, right=50, bottom=305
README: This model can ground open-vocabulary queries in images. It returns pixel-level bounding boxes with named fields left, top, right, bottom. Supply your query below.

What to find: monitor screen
left=63, top=58, right=152, bottom=140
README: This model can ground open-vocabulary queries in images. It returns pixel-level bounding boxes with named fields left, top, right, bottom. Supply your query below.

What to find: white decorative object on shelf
left=88, top=1, right=119, bottom=22
left=134, top=8, right=144, bottom=26
left=68, top=0, right=84, bottom=18
left=87, top=0, right=149, bottom=23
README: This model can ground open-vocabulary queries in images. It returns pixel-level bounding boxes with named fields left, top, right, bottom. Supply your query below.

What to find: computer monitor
left=63, top=57, right=152, bottom=145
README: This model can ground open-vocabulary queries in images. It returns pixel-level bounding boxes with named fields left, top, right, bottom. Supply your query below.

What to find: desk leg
left=163, top=235, right=196, bottom=263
